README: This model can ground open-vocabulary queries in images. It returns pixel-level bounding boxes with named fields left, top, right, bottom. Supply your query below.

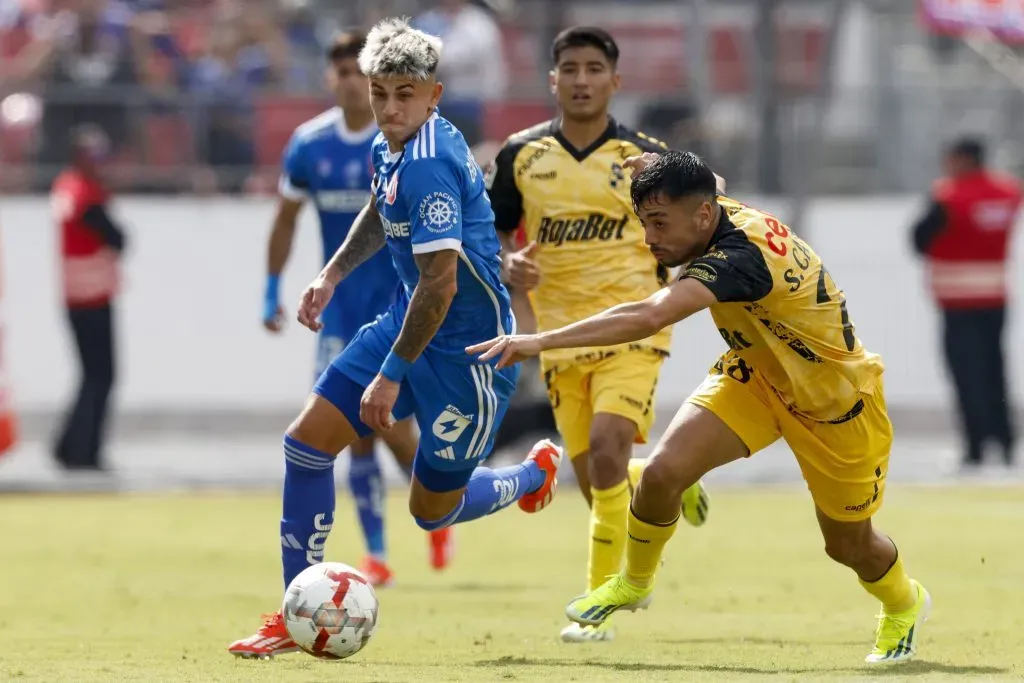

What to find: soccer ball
left=282, top=562, right=379, bottom=660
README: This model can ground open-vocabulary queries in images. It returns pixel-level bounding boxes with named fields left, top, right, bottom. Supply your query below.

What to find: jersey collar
left=552, top=116, right=617, bottom=162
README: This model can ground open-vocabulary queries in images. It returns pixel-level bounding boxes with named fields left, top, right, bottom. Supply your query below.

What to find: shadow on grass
left=475, top=655, right=1009, bottom=677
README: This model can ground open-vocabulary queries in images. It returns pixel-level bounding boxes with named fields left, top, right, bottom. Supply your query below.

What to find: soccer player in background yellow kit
left=485, top=27, right=710, bottom=643
left=471, top=151, right=931, bottom=663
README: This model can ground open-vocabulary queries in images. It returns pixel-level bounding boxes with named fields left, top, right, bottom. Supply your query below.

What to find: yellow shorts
left=544, top=350, right=665, bottom=459
left=687, top=351, right=893, bottom=522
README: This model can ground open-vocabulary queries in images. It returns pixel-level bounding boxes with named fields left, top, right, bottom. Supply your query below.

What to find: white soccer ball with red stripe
left=282, top=562, right=379, bottom=659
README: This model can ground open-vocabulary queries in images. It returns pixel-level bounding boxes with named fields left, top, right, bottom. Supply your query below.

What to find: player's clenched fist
left=502, top=241, right=541, bottom=290
left=296, top=276, right=336, bottom=332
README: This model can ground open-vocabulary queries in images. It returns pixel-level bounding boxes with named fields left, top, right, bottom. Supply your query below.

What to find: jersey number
left=815, top=266, right=856, bottom=352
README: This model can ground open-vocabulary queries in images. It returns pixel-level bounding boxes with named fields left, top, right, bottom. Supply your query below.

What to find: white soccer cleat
left=560, top=620, right=616, bottom=643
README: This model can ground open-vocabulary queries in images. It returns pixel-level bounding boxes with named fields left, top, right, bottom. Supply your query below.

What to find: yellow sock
left=626, top=458, right=646, bottom=492
left=624, top=505, right=678, bottom=588
left=859, top=551, right=915, bottom=614
left=588, top=480, right=630, bottom=591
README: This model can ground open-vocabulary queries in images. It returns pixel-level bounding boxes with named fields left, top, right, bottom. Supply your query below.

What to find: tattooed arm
left=391, top=249, right=459, bottom=364
left=321, top=200, right=386, bottom=285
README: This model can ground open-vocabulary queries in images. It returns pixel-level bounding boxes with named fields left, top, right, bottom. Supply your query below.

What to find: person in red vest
left=911, top=137, right=1019, bottom=470
left=51, top=124, right=125, bottom=471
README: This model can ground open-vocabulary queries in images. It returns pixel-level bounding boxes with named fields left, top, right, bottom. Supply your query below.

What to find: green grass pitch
left=1, top=485, right=1021, bottom=681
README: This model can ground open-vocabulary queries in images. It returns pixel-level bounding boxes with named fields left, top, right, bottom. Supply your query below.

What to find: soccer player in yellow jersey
left=485, top=27, right=710, bottom=643
left=470, top=151, right=931, bottom=663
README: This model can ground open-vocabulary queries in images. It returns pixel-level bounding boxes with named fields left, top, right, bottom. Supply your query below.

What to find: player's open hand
left=623, top=152, right=662, bottom=175
left=466, top=334, right=544, bottom=369
left=360, top=374, right=400, bottom=433
left=503, top=241, right=541, bottom=291
left=297, top=277, right=335, bottom=332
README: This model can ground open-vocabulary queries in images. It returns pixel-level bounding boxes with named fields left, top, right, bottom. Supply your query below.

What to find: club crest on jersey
left=385, top=172, right=399, bottom=205
left=419, top=191, right=459, bottom=234
left=609, top=162, right=625, bottom=189
left=344, top=159, right=363, bottom=187
left=318, top=159, right=332, bottom=177
left=431, top=405, right=473, bottom=443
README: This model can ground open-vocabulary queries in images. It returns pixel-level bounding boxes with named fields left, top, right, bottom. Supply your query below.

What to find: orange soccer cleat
left=428, top=526, right=455, bottom=570
left=517, top=439, right=563, bottom=513
left=359, top=556, right=395, bottom=587
left=227, top=611, right=299, bottom=659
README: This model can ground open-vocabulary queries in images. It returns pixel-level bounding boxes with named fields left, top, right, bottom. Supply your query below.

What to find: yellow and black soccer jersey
left=485, top=117, right=672, bottom=370
left=682, top=196, right=885, bottom=422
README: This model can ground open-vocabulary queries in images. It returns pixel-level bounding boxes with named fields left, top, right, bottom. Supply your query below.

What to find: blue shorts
left=314, top=274, right=399, bottom=377
left=313, top=305, right=520, bottom=492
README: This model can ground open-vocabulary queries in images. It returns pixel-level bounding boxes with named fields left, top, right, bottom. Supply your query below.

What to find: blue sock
left=348, top=452, right=386, bottom=560
left=417, top=462, right=545, bottom=530
left=280, top=435, right=336, bottom=588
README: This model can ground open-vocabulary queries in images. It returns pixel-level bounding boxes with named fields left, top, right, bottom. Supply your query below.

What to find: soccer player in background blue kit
left=229, top=18, right=563, bottom=658
left=260, top=31, right=453, bottom=591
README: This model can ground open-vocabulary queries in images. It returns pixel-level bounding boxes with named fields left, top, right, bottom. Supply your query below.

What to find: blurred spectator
left=184, top=4, right=287, bottom=193
left=414, top=0, right=507, bottom=147
left=638, top=99, right=704, bottom=157
left=5, top=0, right=163, bottom=190
left=51, top=124, right=126, bottom=472
left=910, top=137, right=1020, bottom=471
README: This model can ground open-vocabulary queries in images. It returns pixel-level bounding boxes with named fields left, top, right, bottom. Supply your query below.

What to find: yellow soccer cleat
left=681, top=479, right=710, bottom=527
left=865, top=580, right=932, bottom=664
left=565, top=574, right=653, bottom=626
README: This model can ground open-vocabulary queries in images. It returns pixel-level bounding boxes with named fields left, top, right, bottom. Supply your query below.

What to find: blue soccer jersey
left=370, top=112, right=515, bottom=357
left=279, top=108, right=399, bottom=373
left=317, top=112, right=520, bottom=490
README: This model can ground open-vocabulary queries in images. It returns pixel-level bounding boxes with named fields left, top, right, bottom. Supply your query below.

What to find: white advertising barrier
left=1, top=196, right=1022, bottom=416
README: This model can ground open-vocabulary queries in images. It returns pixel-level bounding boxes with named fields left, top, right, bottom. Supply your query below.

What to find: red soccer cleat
left=429, top=526, right=455, bottom=570
left=227, top=611, right=299, bottom=659
left=517, top=439, right=563, bottom=513
left=360, top=555, right=395, bottom=587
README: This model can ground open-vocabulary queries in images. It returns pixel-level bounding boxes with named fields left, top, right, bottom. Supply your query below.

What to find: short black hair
left=327, top=30, right=367, bottom=63
left=630, top=151, right=718, bottom=213
left=947, top=136, right=986, bottom=166
left=551, top=26, right=619, bottom=66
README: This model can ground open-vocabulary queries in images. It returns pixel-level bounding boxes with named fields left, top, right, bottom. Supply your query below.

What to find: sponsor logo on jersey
left=316, top=190, right=371, bottom=213
left=419, top=191, right=460, bottom=234
left=685, top=264, right=719, bottom=284
left=431, top=404, right=474, bottom=443
left=381, top=215, right=411, bottom=239
left=536, top=213, right=629, bottom=247
left=515, top=140, right=554, bottom=178
left=529, top=170, right=557, bottom=181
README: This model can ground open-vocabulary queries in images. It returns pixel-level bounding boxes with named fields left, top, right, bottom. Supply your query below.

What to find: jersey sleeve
left=484, top=141, right=523, bottom=234
left=680, top=232, right=773, bottom=303
left=402, top=158, right=464, bottom=255
left=278, top=133, right=309, bottom=202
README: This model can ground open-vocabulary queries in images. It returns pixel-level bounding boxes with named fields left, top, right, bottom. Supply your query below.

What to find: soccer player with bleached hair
left=228, top=17, right=562, bottom=658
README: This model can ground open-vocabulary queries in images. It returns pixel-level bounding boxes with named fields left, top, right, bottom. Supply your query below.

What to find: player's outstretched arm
left=322, top=200, right=386, bottom=285
left=467, top=278, right=717, bottom=369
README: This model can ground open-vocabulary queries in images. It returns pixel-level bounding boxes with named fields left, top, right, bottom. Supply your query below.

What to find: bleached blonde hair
left=358, top=17, right=443, bottom=81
